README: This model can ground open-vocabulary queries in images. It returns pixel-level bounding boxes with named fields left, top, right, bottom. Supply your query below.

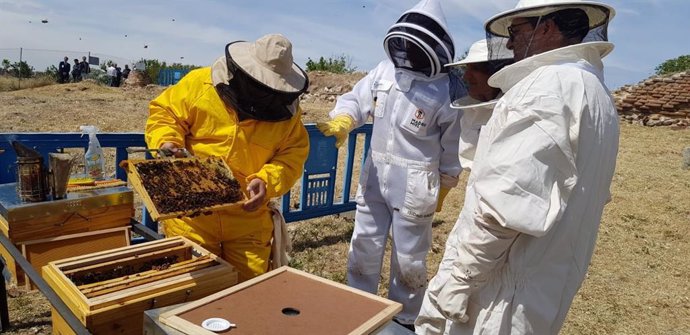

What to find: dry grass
left=0, top=75, right=59, bottom=92
left=562, top=123, right=690, bottom=334
left=0, top=79, right=688, bottom=334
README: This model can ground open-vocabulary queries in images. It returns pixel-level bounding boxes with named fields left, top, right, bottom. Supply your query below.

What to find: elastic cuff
left=440, top=173, right=460, bottom=188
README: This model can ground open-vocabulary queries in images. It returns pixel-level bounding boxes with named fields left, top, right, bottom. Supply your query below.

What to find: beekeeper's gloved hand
left=431, top=265, right=472, bottom=324
left=316, top=115, right=355, bottom=148
left=160, top=142, right=186, bottom=158
left=436, top=174, right=459, bottom=212
left=436, top=187, right=451, bottom=212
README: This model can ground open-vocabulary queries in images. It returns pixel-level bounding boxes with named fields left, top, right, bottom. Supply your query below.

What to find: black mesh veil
left=485, top=3, right=613, bottom=62
left=216, top=42, right=309, bottom=122
left=384, top=11, right=454, bottom=78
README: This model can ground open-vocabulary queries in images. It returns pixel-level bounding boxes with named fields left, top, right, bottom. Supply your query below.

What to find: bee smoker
left=11, top=141, right=50, bottom=202
left=15, top=155, right=50, bottom=202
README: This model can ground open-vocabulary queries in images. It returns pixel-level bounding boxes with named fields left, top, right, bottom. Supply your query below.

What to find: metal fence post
left=18, top=48, right=22, bottom=89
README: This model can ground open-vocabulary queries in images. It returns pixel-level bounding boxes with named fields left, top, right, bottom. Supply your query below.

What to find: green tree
left=305, top=55, right=356, bottom=74
left=7, top=61, right=34, bottom=78
left=138, top=59, right=200, bottom=84
left=655, top=55, right=690, bottom=75
left=1, top=59, right=10, bottom=74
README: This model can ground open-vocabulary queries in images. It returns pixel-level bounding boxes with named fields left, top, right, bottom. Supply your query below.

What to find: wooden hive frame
left=43, top=236, right=238, bottom=335
left=121, top=156, right=246, bottom=221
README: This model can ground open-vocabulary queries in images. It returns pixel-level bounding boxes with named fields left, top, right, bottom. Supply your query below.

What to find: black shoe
left=393, top=319, right=415, bottom=332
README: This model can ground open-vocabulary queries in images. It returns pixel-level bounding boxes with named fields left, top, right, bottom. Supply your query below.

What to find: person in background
left=58, top=56, right=70, bottom=83
left=106, top=63, right=116, bottom=86
left=81, top=56, right=91, bottom=79
left=122, top=64, right=131, bottom=81
left=146, top=34, right=309, bottom=282
left=114, top=64, right=123, bottom=87
left=416, top=0, right=619, bottom=334
left=448, top=39, right=513, bottom=171
left=317, top=0, right=461, bottom=330
left=71, top=58, right=81, bottom=82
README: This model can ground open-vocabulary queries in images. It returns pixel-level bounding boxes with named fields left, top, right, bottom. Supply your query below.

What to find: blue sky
left=0, top=0, right=688, bottom=89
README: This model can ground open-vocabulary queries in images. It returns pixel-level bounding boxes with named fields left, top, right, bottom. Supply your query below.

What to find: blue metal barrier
left=0, top=124, right=373, bottom=225
left=0, top=133, right=145, bottom=183
left=280, top=124, right=372, bottom=222
left=157, top=68, right=191, bottom=86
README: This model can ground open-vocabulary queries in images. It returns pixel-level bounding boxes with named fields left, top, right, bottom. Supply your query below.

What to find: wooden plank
left=0, top=214, right=10, bottom=239
left=50, top=307, right=74, bottom=335
left=21, top=226, right=129, bottom=245
left=8, top=204, right=133, bottom=243
left=62, top=244, right=190, bottom=276
left=23, top=227, right=130, bottom=290
left=88, top=266, right=233, bottom=309
left=43, top=265, right=90, bottom=322
left=81, top=256, right=216, bottom=298
left=53, top=237, right=187, bottom=270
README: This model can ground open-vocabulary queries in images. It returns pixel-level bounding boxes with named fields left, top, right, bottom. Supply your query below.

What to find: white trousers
left=347, top=158, right=437, bottom=325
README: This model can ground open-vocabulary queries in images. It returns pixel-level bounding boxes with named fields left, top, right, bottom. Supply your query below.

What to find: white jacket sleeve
left=329, top=65, right=380, bottom=127
left=473, top=112, right=577, bottom=236
left=437, top=101, right=463, bottom=178
left=430, top=212, right=519, bottom=324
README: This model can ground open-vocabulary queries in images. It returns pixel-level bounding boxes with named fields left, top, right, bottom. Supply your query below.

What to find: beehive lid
left=0, top=183, right=133, bottom=222
left=121, top=157, right=245, bottom=221
left=160, top=267, right=402, bottom=335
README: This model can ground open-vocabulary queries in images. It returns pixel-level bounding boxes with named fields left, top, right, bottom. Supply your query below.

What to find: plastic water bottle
left=80, top=125, right=105, bottom=180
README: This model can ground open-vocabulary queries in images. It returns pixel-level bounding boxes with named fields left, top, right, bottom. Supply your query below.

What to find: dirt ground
left=0, top=74, right=688, bottom=334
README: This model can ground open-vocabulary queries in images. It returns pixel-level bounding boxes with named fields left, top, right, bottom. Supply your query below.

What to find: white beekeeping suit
left=317, top=0, right=461, bottom=328
left=416, top=0, right=619, bottom=334
left=415, top=37, right=513, bottom=335
left=447, top=39, right=513, bottom=171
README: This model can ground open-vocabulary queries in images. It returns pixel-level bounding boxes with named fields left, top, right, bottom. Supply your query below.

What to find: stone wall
left=614, top=71, right=690, bottom=128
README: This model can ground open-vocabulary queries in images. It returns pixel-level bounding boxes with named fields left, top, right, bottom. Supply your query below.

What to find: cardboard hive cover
left=160, top=266, right=402, bottom=335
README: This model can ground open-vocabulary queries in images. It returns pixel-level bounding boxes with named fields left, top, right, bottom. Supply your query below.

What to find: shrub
left=655, top=55, right=690, bottom=75
left=305, top=55, right=357, bottom=74
left=1, top=59, right=34, bottom=78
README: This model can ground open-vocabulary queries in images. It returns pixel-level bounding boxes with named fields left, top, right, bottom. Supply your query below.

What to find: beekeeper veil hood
left=484, top=0, right=615, bottom=62
left=212, top=34, right=309, bottom=122
left=445, top=38, right=513, bottom=109
left=384, top=0, right=455, bottom=80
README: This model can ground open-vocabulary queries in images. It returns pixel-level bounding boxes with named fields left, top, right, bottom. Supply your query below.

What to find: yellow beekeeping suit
left=146, top=67, right=309, bottom=281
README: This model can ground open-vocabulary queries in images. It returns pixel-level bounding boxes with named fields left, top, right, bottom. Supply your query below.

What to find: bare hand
left=242, top=178, right=267, bottom=212
left=160, top=142, right=186, bottom=158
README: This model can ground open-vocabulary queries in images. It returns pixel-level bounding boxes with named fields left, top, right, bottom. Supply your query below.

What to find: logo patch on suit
left=409, top=109, right=427, bottom=129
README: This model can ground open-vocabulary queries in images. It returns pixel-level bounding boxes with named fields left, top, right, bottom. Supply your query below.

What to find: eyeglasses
left=507, top=21, right=534, bottom=40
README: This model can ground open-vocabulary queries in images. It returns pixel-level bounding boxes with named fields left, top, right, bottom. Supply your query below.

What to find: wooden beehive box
left=22, top=227, right=130, bottom=290
left=0, top=184, right=134, bottom=287
left=160, top=266, right=402, bottom=335
left=43, top=236, right=238, bottom=335
left=121, top=157, right=246, bottom=221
